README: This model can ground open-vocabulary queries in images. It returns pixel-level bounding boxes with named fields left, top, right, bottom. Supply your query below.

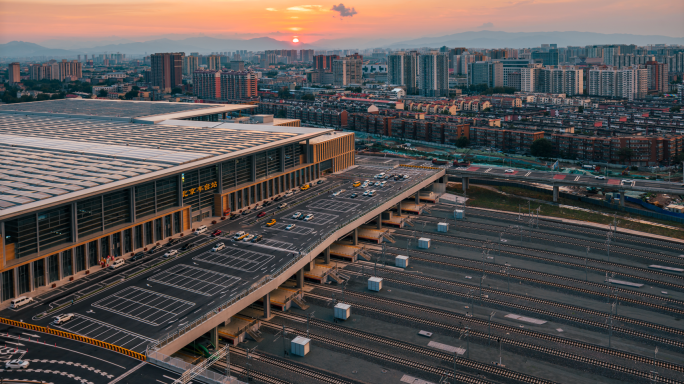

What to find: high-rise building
left=603, top=45, right=621, bottom=66
left=300, top=49, right=314, bottom=62
left=230, top=61, right=245, bottom=71
left=531, top=49, right=559, bottom=66
left=387, top=52, right=418, bottom=94
left=497, top=59, right=533, bottom=87
left=8, top=63, right=21, bottom=85
left=418, top=53, right=449, bottom=97
left=29, top=64, right=51, bottom=81
left=313, top=55, right=339, bottom=72
left=193, top=70, right=221, bottom=100
left=333, top=57, right=363, bottom=86
left=193, top=70, right=258, bottom=100
left=182, top=56, right=199, bottom=76
left=587, top=67, right=648, bottom=100
left=206, top=55, right=221, bottom=70
left=538, top=66, right=583, bottom=96
left=646, top=61, right=669, bottom=93
left=468, top=61, right=503, bottom=88
left=151, top=53, right=184, bottom=92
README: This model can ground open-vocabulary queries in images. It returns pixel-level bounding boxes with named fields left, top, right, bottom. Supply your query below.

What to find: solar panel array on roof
left=0, top=98, right=220, bottom=119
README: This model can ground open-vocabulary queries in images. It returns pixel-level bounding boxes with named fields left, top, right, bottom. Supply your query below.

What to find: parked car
left=230, top=213, right=240, bottom=220
left=233, top=231, right=246, bottom=240
left=181, top=242, right=195, bottom=251
left=252, top=235, right=263, bottom=243
left=303, top=214, right=314, bottom=221
left=595, top=176, right=606, bottom=180
left=380, top=181, right=387, bottom=187
left=332, top=190, right=342, bottom=196
left=131, top=252, right=145, bottom=261
left=254, top=204, right=263, bottom=210
left=242, top=209, right=251, bottom=215
left=148, top=244, right=163, bottom=254
left=285, top=224, right=296, bottom=230
left=350, top=193, right=357, bottom=198
left=109, top=258, right=125, bottom=268
left=5, top=360, right=29, bottom=369
left=9, top=296, right=33, bottom=309
left=317, top=180, right=324, bottom=184
left=167, top=238, right=180, bottom=246
left=274, top=195, right=283, bottom=201
left=504, top=169, right=514, bottom=173
left=243, top=234, right=255, bottom=242
left=263, top=200, right=273, bottom=206
left=257, top=211, right=267, bottom=218
left=195, top=225, right=208, bottom=234
left=266, top=219, right=277, bottom=227
left=363, top=190, right=370, bottom=196
left=285, top=191, right=294, bottom=197
left=292, top=212, right=302, bottom=219
left=300, top=184, right=310, bottom=191
left=164, top=250, right=178, bottom=258
left=52, top=313, right=75, bottom=325
left=212, top=243, right=225, bottom=252
left=278, top=203, right=288, bottom=209
left=211, top=230, right=222, bottom=237
left=353, top=181, right=361, bottom=187
left=368, top=190, right=376, bottom=197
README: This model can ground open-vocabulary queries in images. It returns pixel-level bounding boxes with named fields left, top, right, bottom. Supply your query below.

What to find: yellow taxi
left=300, top=184, right=310, bottom=191
left=352, top=181, right=361, bottom=187
left=266, top=219, right=276, bottom=227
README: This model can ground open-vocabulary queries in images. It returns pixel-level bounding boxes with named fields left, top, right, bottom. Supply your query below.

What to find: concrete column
left=71, top=250, right=76, bottom=276
left=553, top=186, right=559, bottom=203
left=28, top=262, right=34, bottom=292
left=619, top=190, right=625, bottom=207
left=280, top=147, right=285, bottom=173
left=209, top=327, right=219, bottom=349
left=130, top=187, right=136, bottom=224
left=415, top=193, right=420, bottom=204
left=463, top=177, right=469, bottom=191
left=324, top=247, right=330, bottom=264
left=377, top=213, right=382, bottom=229
left=13, top=268, right=19, bottom=299
left=263, top=293, right=271, bottom=319
left=71, top=202, right=78, bottom=243
left=396, top=202, right=401, bottom=216
left=296, top=268, right=304, bottom=288
left=353, top=227, right=358, bottom=246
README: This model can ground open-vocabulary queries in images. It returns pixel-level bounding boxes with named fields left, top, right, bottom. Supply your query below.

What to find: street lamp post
left=488, top=311, right=496, bottom=345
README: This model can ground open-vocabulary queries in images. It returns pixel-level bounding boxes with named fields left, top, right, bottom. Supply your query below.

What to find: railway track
left=393, top=223, right=684, bottom=291
left=258, top=319, right=497, bottom=384
left=273, top=312, right=557, bottom=384
left=380, top=238, right=684, bottom=311
left=212, top=360, right=293, bottom=384
left=221, top=345, right=354, bottom=384
left=457, top=207, right=684, bottom=254
left=344, top=264, right=684, bottom=348
left=304, top=288, right=684, bottom=383
left=417, top=215, right=684, bottom=267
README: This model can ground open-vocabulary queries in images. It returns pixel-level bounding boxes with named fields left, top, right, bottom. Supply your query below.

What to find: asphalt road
left=1, top=162, right=439, bottom=354
left=0, top=325, right=181, bottom=384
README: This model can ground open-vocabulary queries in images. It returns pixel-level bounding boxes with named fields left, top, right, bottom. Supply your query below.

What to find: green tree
left=277, top=87, right=291, bottom=99
left=577, top=106, right=584, bottom=113
left=530, top=138, right=554, bottom=158
left=617, top=147, right=634, bottom=162
left=455, top=136, right=470, bottom=148
left=97, top=89, right=108, bottom=97
left=301, top=93, right=315, bottom=101
left=124, top=90, right=139, bottom=100
left=132, top=85, right=140, bottom=91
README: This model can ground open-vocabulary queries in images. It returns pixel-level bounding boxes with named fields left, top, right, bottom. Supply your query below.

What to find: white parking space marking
left=92, top=286, right=195, bottom=326
left=148, top=264, right=241, bottom=296
left=308, top=199, right=359, bottom=212
left=54, top=315, right=154, bottom=352
left=259, top=239, right=296, bottom=250
left=269, top=223, right=313, bottom=235
left=574, top=176, right=581, bottom=181
left=282, top=212, right=339, bottom=226
left=194, top=247, right=274, bottom=272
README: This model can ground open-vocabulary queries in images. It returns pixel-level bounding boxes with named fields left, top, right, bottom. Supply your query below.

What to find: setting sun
left=292, top=37, right=299, bottom=43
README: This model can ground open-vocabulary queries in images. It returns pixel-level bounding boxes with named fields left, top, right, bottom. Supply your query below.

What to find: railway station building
left=0, top=99, right=355, bottom=303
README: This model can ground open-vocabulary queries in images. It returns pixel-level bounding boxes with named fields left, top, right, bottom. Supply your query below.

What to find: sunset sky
left=1, top=0, right=682, bottom=44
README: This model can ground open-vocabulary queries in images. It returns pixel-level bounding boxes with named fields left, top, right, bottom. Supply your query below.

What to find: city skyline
left=1, top=0, right=683, bottom=45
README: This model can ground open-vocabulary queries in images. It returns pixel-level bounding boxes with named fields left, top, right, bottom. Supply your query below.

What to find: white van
left=109, top=258, right=125, bottom=269
left=10, top=296, right=33, bottom=309
left=195, top=225, right=208, bottom=235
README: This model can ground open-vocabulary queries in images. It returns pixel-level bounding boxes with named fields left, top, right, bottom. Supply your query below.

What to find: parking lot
left=92, top=286, right=196, bottom=326
left=194, top=247, right=276, bottom=272
left=148, top=264, right=241, bottom=296
left=54, top=314, right=154, bottom=351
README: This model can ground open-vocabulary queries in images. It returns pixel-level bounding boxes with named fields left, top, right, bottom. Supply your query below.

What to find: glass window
left=3, top=215, right=37, bottom=259
left=182, top=171, right=200, bottom=212
left=61, top=249, right=73, bottom=277
left=88, top=241, right=98, bottom=267
left=123, top=229, right=132, bottom=254
left=237, top=189, right=243, bottom=209
left=164, top=215, right=172, bottom=238
left=135, top=183, right=155, bottom=219
left=33, top=260, right=45, bottom=288
left=77, top=197, right=102, bottom=237
left=47, top=254, right=59, bottom=283
left=255, top=151, right=267, bottom=180
left=134, top=225, right=143, bottom=249
left=235, top=156, right=253, bottom=185
left=112, top=232, right=121, bottom=257
left=100, top=237, right=110, bottom=258
left=2, top=271, right=14, bottom=301
left=144, top=222, right=153, bottom=245
left=156, top=176, right=179, bottom=212
left=267, top=149, right=281, bottom=175
left=154, top=218, right=162, bottom=242
left=199, top=166, right=218, bottom=210
left=103, top=190, right=131, bottom=229
left=38, top=205, right=72, bottom=252
left=75, top=245, right=86, bottom=272
left=250, top=186, right=255, bottom=205
left=222, top=160, right=236, bottom=189
left=173, top=212, right=181, bottom=234
left=17, top=265, right=30, bottom=295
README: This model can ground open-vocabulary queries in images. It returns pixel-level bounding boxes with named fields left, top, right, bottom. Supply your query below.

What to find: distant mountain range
left=1, top=31, right=683, bottom=58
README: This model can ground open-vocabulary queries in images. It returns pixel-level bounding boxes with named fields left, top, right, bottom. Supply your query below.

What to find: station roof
left=0, top=102, right=326, bottom=217
left=0, top=99, right=255, bottom=124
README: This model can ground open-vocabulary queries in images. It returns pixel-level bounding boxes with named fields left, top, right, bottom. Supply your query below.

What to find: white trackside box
left=438, top=222, right=448, bottom=232
left=334, top=303, right=351, bottom=320
left=291, top=336, right=311, bottom=356
left=418, top=238, right=431, bottom=249
left=368, top=276, right=383, bottom=291
left=454, top=210, right=465, bottom=220
left=395, top=255, right=409, bottom=268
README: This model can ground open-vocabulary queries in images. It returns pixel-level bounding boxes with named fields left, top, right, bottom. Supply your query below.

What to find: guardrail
left=0, top=316, right=146, bottom=361
left=147, top=168, right=445, bottom=353
left=148, top=350, right=240, bottom=384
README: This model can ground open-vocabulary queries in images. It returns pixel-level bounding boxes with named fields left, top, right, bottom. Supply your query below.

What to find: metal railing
left=148, top=350, right=242, bottom=384
left=147, top=168, right=444, bottom=353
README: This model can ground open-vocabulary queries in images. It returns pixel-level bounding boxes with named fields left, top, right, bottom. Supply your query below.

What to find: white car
left=286, top=224, right=296, bottom=230
left=374, top=181, right=381, bottom=186
left=243, top=234, right=255, bottom=242
left=380, top=181, right=387, bottom=187
left=164, top=249, right=178, bottom=258
left=212, top=243, right=226, bottom=252
left=9, top=296, right=34, bottom=309
left=361, top=183, right=369, bottom=188
left=292, top=212, right=302, bottom=219
left=303, top=214, right=314, bottom=221
left=368, top=190, right=376, bottom=197
left=5, top=360, right=29, bottom=369
left=332, top=190, right=341, bottom=197
left=504, top=169, right=515, bottom=173
left=254, top=204, right=262, bottom=210
left=403, top=175, right=409, bottom=179
left=363, top=190, right=370, bottom=196
left=285, top=191, right=294, bottom=197
left=53, top=313, right=75, bottom=325
left=595, top=176, right=606, bottom=180
left=278, top=203, right=288, bottom=209
left=233, top=231, right=245, bottom=240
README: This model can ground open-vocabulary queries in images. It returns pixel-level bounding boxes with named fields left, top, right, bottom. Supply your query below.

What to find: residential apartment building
left=587, top=67, right=648, bottom=100
left=538, top=66, right=583, bottom=96
left=300, top=49, right=314, bottom=62
left=418, top=53, right=449, bottom=97
left=151, top=53, right=184, bottom=92
left=313, top=55, right=340, bottom=72
left=182, top=56, right=199, bottom=76
left=387, top=51, right=418, bottom=94
left=646, top=61, right=669, bottom=93
left=192, top=70, right=221, bottom=100
left=468, top=61, right=503, bottom=88
left=8, top=63, right=21, bottom=85
left=469, top=126, right=544, bottom=152
left=192, top=70, right=258, bottom=101
left=531, top=49, right=559, bottom=66
left=497, top=59, right=533, bottom=87
left=206, top=55, right=221, bottom=70
left=520, top=64, right=542, bottom=92
left=332, top=57, right=363, bottom=86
